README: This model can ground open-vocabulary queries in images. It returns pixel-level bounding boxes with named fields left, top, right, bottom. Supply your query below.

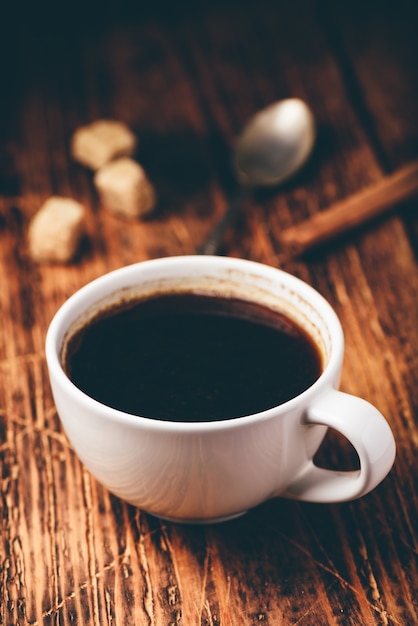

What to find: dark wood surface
left=1, top=1, right=417, bottom=623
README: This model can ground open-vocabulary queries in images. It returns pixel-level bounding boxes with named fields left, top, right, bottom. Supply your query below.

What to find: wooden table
left=1, top=1, right=417, bottom=623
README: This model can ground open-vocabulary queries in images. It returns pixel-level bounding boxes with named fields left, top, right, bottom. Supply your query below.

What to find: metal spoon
left=198, top=98, right=315, bottom=255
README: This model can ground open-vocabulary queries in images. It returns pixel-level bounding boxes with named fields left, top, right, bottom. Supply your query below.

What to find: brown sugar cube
left=94, top=157, right=156, bottom=219
left=28, top=196, right=86, bottom=263
left=70, top=120, right=137, bottom=170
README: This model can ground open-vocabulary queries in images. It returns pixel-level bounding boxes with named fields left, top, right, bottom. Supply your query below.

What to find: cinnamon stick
left=279, top=160, right=418, bottom=257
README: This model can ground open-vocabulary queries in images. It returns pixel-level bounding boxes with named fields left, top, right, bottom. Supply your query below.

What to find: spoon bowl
left=234, top=98, right=316, bottom=187
left=199, top=98, right=315, bottom=254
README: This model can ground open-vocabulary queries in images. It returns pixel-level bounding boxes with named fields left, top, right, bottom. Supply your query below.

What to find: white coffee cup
left=45, top=256, right=396, bottom=523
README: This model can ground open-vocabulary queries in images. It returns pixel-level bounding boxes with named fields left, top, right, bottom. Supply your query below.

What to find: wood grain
left=1, top=1, right=417, bottom=624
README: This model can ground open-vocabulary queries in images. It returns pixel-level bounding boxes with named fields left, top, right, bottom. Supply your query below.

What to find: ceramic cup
left=45, top=256, right=396, bottom=523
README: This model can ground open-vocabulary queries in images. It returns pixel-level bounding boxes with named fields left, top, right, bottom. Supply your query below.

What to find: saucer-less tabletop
left=1, top=1, right=417, bottom=623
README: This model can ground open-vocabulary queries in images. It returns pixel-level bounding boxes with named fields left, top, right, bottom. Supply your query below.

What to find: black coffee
left=63, top=292, right=322, bottom=422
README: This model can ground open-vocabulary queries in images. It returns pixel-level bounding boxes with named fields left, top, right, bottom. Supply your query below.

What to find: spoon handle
left=198, top=188, right=248, bottom=255
left=279, top=160, right=418, bottom=258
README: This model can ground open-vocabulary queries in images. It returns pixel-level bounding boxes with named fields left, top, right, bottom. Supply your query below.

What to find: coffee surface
left=63, top=293, right=322, bottom=422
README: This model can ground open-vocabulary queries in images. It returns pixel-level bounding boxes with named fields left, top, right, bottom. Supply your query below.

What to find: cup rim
left=45, top=255, right=345, bottom=433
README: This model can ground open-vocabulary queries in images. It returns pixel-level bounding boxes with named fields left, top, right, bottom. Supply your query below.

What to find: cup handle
left=282, top=389, right=396, bottom=502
